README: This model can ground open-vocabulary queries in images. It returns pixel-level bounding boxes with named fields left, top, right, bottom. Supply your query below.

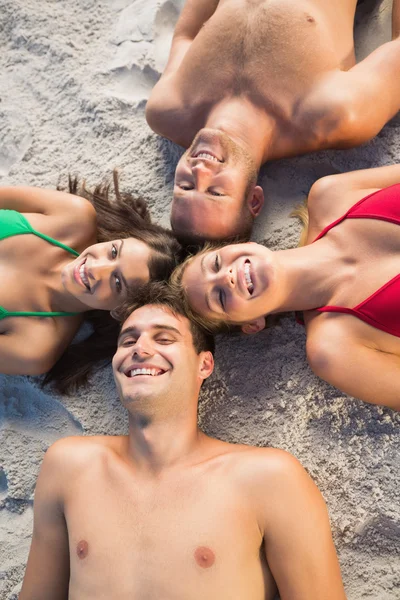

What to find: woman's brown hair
left=43, top=172, right=182, bottom=394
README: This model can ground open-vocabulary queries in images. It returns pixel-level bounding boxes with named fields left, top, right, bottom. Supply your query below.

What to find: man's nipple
left=194, top=546, right=215, bottom=569
left=77, top=540, right=89, bottom=559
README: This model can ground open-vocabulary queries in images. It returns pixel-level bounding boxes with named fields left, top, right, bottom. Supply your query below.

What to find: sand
left=0, top=0, right=399, bottom=598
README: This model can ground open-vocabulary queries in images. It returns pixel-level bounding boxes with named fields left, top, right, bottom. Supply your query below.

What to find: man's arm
left=19, top=442, right=70, bottom=600
left=161, top=0, right=220, bottom=77
left=146, top=0, right=219, bottom=137
left=259, top=451, right=346, bottom=600
left=303, top=33, right=400, bottom=149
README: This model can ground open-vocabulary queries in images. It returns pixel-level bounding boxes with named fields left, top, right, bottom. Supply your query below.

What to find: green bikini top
left=0, top=209, right=80, bottom=320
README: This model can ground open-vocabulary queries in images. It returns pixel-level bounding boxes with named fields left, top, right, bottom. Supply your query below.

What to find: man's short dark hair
left=113, top=281, right=215, bottom=355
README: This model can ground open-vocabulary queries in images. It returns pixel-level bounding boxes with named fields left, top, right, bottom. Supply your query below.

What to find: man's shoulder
left=223, top=446, right=321, bottom=522
left=146, top=77, right=181, bottom=135
left=42, top=435, right=126, bottom=475
left=221, top=444, right=306, bottom=485
left=146, top=77, right=196, bottom=145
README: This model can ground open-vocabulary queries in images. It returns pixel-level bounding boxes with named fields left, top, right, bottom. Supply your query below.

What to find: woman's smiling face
left=62, top=238, right=152, bottom=310
left=181, top=243, right=275, bottom=324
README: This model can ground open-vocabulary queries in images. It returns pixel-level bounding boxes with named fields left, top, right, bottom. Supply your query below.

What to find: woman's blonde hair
left=291, top=199, right=309, bottom=247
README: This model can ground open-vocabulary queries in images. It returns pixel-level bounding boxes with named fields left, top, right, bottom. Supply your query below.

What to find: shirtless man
left=146, top=0, right=400, bottom=243
left=20, top=283, right=346, bottom=600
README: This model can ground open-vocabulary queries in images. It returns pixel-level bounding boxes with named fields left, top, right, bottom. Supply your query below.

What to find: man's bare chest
left=176, top=0, right=355, bottom=110
left=65, top=474, right=274, bottom=600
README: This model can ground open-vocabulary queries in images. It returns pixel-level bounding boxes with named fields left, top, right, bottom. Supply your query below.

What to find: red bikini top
left=313, top=183, right=400, bottom=337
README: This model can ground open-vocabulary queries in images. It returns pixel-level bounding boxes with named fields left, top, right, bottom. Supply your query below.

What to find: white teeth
left=196, top=152, right=220, bottom=162
left=79, top=264, right=90, bottom=290
left=244, top=263, right=254, bottom=295
left=129, top=368, right=163, bottom=377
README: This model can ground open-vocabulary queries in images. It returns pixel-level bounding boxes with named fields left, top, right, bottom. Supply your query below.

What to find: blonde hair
left=291, top=199, right=309, bottom=247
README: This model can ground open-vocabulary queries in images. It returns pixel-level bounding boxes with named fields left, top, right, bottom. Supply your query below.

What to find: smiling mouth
left=125, top=368, right=166, bottom=378
left=192, top=151, right=224, bottom=163
left=74, top=258, right=91, bottom=292
left=244, top=259, right=254, bottom=295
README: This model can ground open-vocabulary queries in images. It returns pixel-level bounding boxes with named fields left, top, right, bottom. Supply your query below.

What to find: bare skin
left=181, top=164, right=400, bottom=410
left=20, top=305, right=347, bottom=600
left=146, top=0, right=400, bottom=240
left=0, top=187, right=151, bottom=375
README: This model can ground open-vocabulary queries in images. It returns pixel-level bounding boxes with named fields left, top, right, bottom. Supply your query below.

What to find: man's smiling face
left=112, top=304, right=212, bottom=410
left=171, top=129, right=263, bottom=241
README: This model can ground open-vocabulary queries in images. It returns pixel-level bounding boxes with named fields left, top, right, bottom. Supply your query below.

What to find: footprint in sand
left=107, top=0, right=184, bottom=103
left=0, top=468, right=8, bottom=495
left=355, top=0, right=392, bottom=60
left=0, top=111, right=32, bottom=176
left=0, top=376, right=83, bottom=442
left=355, top=514, right=400, bottom=552
left=153, top=0, right=184, bottom=71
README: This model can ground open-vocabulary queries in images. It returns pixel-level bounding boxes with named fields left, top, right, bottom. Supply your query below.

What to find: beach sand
left=0, top=0, right=399, bottom=598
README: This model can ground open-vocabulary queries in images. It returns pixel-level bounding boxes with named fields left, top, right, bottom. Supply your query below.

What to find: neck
left=126, top=402, right=205, bottom=474
left=205, top=98, right=276, bottom=166
left=269, top=238, right=348, bottom=313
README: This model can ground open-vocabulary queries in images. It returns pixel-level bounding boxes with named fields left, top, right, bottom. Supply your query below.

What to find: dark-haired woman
left=0, top=173, right=181, bottom=387
left=173, top=164, right=400, bottom=411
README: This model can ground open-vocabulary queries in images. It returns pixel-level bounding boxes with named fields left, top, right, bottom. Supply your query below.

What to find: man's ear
left=247, top=186, right=264, bottom=217
left=241, top=317, right=266, bottom=335
left=198, top=351, right=214, bottom=381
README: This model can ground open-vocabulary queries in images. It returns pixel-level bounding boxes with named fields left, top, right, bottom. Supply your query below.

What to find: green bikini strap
left=3, top=310, right=79, bottom=318
left=33, top=230, right=80, bottom=257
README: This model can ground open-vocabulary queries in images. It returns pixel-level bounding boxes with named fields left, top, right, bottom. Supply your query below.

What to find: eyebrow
left=200, top=255, right=213, bottom=313
left=173, top=189, right=225, bottom=203
left=118, top=324, right=183, bottom=344
left=200, top=254, right=207, bottom=275
left=118, top=240, right=128, bottom=291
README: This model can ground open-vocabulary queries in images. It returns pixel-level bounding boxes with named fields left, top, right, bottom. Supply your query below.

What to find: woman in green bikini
left=0, top=173, right=180, bottom=385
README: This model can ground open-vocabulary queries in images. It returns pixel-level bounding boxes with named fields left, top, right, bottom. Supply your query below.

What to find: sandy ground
left=0, top=1, right=399, bottom=598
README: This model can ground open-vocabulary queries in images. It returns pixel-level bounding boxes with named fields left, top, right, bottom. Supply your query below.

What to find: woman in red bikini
left=172, top=164, right=400, bottom=410
left=0, top=173, right=180, bottom=387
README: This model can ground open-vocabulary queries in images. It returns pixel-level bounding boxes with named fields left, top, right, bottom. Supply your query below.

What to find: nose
left=87, top=258, right=113, bottom=283
left=215, top=266, right=235, bottom=289
left=192, top=162, right=214, bottom=188
left=131, top=335, right=154, bottom=359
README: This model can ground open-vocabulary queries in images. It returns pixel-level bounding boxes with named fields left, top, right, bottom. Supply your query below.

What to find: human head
left=61, top=171, right=182, bottom=310
left=171, top=129, right=264, bottom=245
left=43, top=173, right=183, bottom=395
left=112, top=282, right=215, bottom=413
left=170, top=243, right=274, bottom=332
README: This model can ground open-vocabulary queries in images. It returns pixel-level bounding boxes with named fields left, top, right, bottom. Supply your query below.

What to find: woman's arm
left=306, top=316, right=400, bottom=411
left=0, top=186, right=96, bottom=245
left=314, top=164, right=400, bottom=192
left=305, top=164, right=400, bottom=241
left=0, top=185, right=96, bottom=220
left=0, top=324, right=74, bottom=375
